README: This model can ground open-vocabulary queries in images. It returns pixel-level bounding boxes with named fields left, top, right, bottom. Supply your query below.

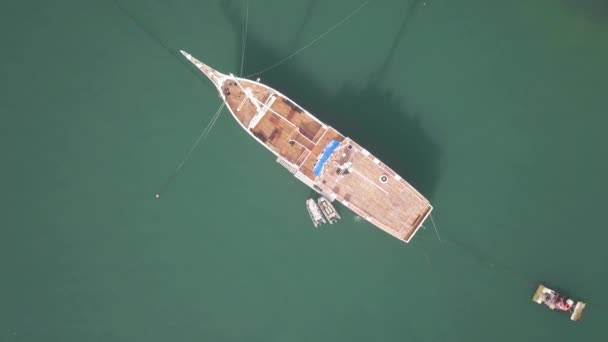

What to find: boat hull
left=532, top=284, right=586, bottom=321
left=182, top=51, right=433, bottom=243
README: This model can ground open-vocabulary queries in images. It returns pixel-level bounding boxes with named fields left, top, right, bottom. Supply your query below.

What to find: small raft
left=318, top=196, right=341, bottom=224
left=306, top=199, right=326, bottom=227
left=532, top=284, right=587, bottom=321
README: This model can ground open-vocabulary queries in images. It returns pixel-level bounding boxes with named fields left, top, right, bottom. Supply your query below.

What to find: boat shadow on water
left=220, top=0, right=443, bottom=199
left=562, top=0, right=608, bottom=24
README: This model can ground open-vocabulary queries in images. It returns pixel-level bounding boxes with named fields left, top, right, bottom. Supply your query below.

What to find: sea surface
left=1, top=0, right=607, bottom=341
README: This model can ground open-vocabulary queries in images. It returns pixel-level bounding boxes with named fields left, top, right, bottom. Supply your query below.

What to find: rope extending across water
left=155, top=103, right=225, bottom=198
left=240, top=0, right=249, bottom=76
left=430, top=213, right=442, bottom=242
left=246, top=1, right=370, bottom=78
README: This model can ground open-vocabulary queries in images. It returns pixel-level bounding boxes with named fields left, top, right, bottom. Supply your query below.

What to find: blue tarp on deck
left=313, top=139, right=340, bottom=176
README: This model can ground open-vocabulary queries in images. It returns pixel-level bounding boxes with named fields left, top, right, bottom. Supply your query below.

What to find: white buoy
left=155, top=194, right=160, bottom=198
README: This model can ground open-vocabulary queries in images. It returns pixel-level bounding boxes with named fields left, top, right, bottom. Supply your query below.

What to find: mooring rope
left=155, top=103, right=225, bottom=198
left=246, top=1, right=370, bottom=78
left=239, top=0, right=249, bottom=76
left=430, top=213, right=442, bottom=243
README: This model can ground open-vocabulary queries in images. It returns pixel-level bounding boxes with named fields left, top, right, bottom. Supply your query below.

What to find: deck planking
left=315, top=140, right=431, bottom=241
left=221, top=75, right=431, bottom=242
left=186, top=51, right=433, bottom=242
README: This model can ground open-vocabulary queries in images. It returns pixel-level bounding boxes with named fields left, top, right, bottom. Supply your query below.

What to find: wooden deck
left=313, top=139, right=431, bottom=241
left=298, top=128, right=345, bottom=180
left=220, top=76, right=431, bottom=242
left=223, top=80, right=270, bottom=128
left=185, top=51, right=433, bottom=243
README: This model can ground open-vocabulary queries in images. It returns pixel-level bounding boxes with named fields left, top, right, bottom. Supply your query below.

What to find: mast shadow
left=372, top=0, right=425, bottom=83
left=562, top=0, right=608, bottom=24
left=290, top=0, right=321, bottom=49
left=220, top=0, right=443, bottom=198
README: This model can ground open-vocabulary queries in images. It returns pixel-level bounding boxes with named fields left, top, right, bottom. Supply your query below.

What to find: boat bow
left=180, top=50, right=226, bottom=89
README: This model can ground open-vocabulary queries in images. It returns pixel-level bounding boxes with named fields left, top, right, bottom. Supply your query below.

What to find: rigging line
left=240, top=0, right=249, bottom=76
left=441, top=237, right=537, bottom=287
left=201, top=101, right=224, bottom=140
left=430, top=213, right=442, bottom=243
left=424, top=223, right=535, bottom=287
left=111, top=0, right=215, bottom=91
left=246, top=1, right=370, bottom=78
left=422, top=247, right=431, bottom=265
left=178, top=102, right=223, bottom=168
left=155, top=103, right=225, bottom=198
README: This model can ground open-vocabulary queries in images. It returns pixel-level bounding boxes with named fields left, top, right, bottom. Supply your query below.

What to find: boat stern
left=180, top=50, right=226, bottom=89
left=571, top=302, right=586, bottom=321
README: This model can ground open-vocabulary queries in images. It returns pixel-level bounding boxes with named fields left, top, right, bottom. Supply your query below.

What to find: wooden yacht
left=181, top=50, right=432, bottom=243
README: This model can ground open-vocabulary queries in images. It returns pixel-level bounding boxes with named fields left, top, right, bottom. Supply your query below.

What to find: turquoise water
left=1, top=0, right=607, bottom=341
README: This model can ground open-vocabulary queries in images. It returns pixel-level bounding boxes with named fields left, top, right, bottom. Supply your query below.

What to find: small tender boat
left=306, top=199, right=326, bottom=227
left=532, top=284, right=587, bottom=321
left=318, top=197, right=341, bottom=224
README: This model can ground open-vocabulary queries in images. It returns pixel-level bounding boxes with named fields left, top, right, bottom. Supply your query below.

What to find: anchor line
left=246, top=1, right=370, bottom=77
left=155, top=103, right=225, bottom=197
left=240, top=0, right=249, bottom=76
